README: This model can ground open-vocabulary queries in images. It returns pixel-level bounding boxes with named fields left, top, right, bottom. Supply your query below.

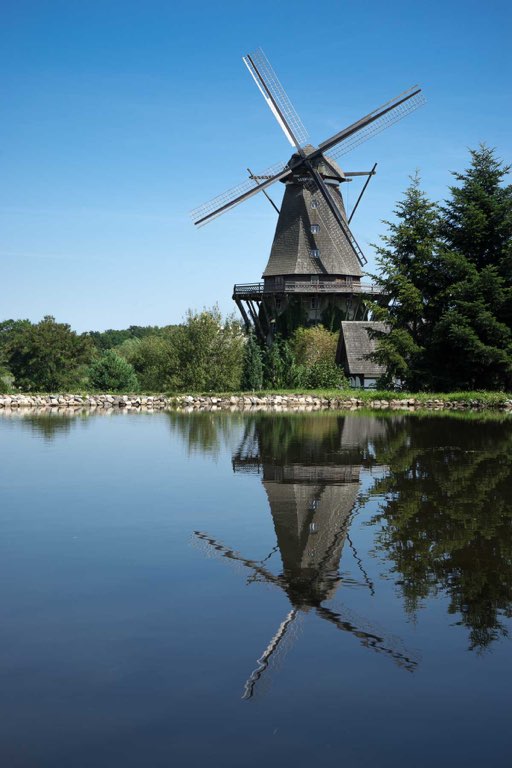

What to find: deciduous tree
left=172, top=307, right=245, bottom=391
left=6, top=316, right=93, bottom=391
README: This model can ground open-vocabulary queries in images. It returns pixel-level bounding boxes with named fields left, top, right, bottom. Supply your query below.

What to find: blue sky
left=1, top=0, right=511, bottom=331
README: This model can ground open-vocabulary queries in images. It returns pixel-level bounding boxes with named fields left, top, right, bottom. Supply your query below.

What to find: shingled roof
left=262, top=151, right=363, bottom=279
left=339, top=321, right=388, bottom=377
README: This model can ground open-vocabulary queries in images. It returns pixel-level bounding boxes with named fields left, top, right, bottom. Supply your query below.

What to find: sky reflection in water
left=0, top=409, right=511, bottom=767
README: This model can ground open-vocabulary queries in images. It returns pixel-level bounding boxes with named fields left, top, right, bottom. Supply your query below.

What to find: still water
left=0, top=408, right=511, bottom=767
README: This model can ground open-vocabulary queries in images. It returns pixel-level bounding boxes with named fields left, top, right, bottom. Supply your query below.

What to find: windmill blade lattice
left=243, top=48, right=309, bottom=149
left=321, top=89, right=426, bottom=162
left=190, top=160, right=290, bottom=227
left=304, top=176, right=367, bottom=266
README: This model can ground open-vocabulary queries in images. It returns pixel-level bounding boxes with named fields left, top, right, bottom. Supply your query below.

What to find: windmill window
left=275, top=297, right=282, bottom=310
left=311, top=297, right=319, bottom=310
left=311, top=249, right=320, bottom=259
left=310, top=224, right=320, bottom=234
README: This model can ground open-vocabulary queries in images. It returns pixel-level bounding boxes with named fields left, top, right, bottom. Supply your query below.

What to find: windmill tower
left=195, top=414, right=418, bottom=698
left=192, top=49, right=425, bottom=341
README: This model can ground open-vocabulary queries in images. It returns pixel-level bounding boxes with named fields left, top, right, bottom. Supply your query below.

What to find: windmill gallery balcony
left=232, top=280, right=384, bottom=300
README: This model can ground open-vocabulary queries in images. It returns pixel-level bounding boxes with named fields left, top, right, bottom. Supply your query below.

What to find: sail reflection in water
left=194, top=413, right=419, bottom=698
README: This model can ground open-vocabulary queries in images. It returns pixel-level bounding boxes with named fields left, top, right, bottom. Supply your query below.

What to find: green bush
left=88, top=350, right=139, bottom=392
left=291, top=325, right=339, bottom=366
left=261, top=327, right=344, bottom=390
left=0, top=373, right=12, bottom=394
left=305, top=359, right=347, bottom=388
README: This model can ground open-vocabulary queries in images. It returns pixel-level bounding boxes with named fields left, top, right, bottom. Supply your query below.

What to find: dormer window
left=311, top=249, right=320, bottom=259
left=311, top=198, right=318, bottom=209
left=310, top=224, right=320, bottom=234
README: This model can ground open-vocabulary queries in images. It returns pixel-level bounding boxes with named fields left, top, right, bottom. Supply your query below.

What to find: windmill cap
left=287, top=145, right=345, bottom=182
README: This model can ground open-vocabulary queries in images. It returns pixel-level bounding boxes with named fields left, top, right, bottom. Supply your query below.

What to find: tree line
left=1, top=144, right=510, bottom=394
left=0, top=311, right=344, bottom=393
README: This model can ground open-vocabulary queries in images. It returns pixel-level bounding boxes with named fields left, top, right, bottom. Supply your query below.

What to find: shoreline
left=1, top=393, right=512, bottom=412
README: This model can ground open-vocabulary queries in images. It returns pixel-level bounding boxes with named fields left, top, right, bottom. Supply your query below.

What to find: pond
left=1, top=408, right=511, bottom=767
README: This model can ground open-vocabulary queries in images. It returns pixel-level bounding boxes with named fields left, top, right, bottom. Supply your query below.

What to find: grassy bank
left=165, top=389, right=512, bottom=407
left=2, top=390, right=512, bottom=412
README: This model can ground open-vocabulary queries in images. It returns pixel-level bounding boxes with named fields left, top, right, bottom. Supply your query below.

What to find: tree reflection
left=0, top=411, right=91, bottom=441
left=171, top=409, right=512, bottom=653
left=365, top=414, right=512, bottom=650
left=166, top=411, right=246, bottom=457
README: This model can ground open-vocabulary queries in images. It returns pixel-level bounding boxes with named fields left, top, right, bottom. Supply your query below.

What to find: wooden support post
left=247, top=300, right=265, bottom=342
left=269, top=293, right=281, bottom=342
left=260, top=298, right=273, bottom=341
left=235, top=298, right=252, bottom=332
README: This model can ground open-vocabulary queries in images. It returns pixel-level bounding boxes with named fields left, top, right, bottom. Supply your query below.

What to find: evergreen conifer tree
left=241, top=331, right=263, bottom=390
left=372, top=151, right=512, bottom=391
left=88, top=350, right=139, bottom=392
left=430, top=146, right=512, bottom=389
left=263, top=336, right=288, bottom=389
left=370, top=173, right=441, bottom=389
left=441, top=145, right=512, bottom=278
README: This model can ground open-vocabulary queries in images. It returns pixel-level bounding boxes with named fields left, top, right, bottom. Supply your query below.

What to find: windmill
left=191, top=48, right=425, bottom=341
left=194, top=415, right=419, bottom=699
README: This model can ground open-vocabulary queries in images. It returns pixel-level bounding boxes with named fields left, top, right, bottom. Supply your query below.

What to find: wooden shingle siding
left=339, top=321, right=388, bottom=377
left=262, top=145, right=363, bottom=280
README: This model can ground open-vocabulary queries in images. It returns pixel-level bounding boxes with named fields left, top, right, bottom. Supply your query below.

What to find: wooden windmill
left=194, top=415, right=419, bottom=698
left=191, top=48, right=425, bottom=341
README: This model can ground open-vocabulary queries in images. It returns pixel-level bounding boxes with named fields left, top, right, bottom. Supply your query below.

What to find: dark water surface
left=1, top=409, right=511, bottom=767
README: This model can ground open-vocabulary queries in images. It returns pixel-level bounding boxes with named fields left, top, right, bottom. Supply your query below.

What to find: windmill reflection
left=195, top=413, right=418, bottom=699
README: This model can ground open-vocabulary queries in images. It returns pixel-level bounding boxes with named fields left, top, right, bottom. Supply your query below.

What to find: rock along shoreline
left=1, top=393, right=512, bottom=412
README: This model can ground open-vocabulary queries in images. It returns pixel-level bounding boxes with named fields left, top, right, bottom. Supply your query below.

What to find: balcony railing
left=233, top=280, right=383, bottom=296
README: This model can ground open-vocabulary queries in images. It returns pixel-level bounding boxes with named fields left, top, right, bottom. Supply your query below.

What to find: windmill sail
left=303, top=175, right=367, bottom=267
left=316, top=604, right=419, bottom=672
left=243, top=48, right=309, bottom=150
left=191, top=160, right=290, bottom=227
left=317, top=87, right=425, bottom=161
left=242, top=609, right=301, bottom=700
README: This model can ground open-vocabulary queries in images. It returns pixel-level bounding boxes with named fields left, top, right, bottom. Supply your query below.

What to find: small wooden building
left=338, top=321, right=388, bottom=389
